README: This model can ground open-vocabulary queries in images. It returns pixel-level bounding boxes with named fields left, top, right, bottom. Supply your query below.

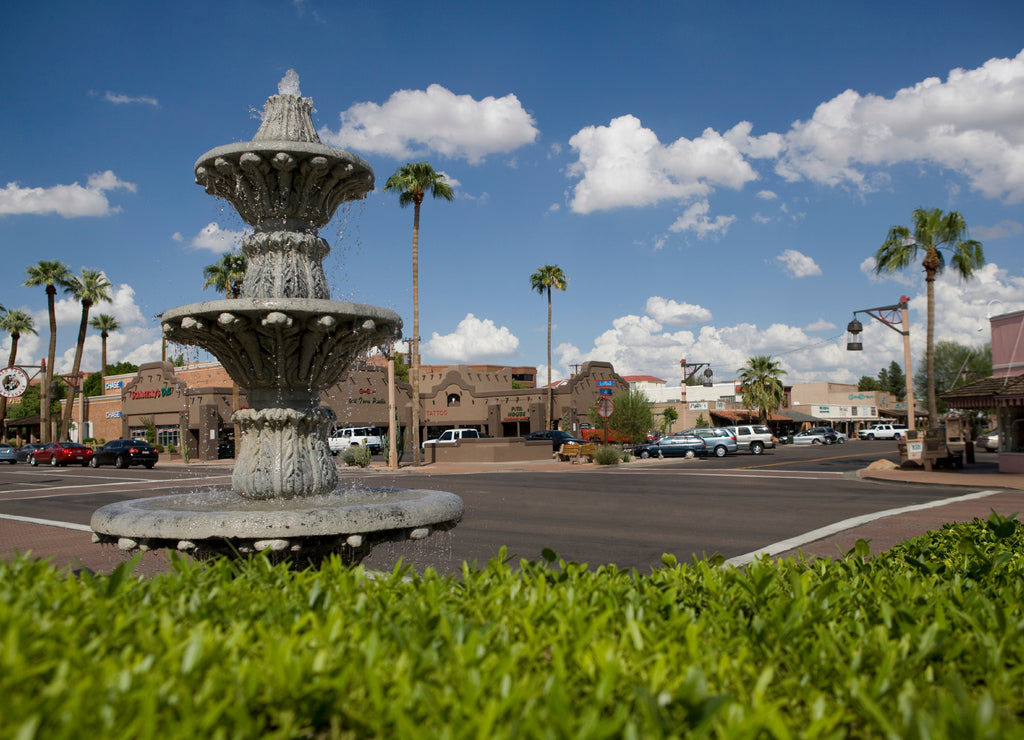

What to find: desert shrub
left=593, top=445, right=621, bottom=465
left=341, top=446, right=356, bottom=466
left=351, top=444, right=372, bottom=468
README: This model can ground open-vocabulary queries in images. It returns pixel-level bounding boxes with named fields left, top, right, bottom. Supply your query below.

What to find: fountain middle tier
left=161, top=298, right=402, bottom=393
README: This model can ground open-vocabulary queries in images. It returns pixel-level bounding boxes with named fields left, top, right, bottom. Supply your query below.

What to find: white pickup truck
left=857, top=423, right=908, bottom=440
left=422, top=428, right=481, bottom=448
left=328, top=427, right=383, bottom=455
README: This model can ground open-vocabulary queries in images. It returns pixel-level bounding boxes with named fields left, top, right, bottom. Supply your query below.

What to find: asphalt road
left=0, top=440, right=988, bottom=574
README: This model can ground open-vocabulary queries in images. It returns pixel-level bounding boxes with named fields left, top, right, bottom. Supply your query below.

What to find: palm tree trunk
left=100, top=334, right=107, bottom=400
left=42, top=289, right=57, bottom=443
left=925, top=268, right=938, bottom=424
left=59, top=309, right=90, bottom=440
left=0, top=339, right=17, bottom=429
left=411, top=202, right=422, bottom=465
left=546, top=287, right=553, bottom=429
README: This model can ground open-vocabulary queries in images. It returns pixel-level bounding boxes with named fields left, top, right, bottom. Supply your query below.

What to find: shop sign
left=105, top=380, right=124, bottom=390
left=689, top=402, right=708, bottom=410
left=358, top=388, right=376, bottom=394
left=131, top=387, right=175, bottom=400
left=106, top=410, right=123, bottom=419
left=0, top=367, right=29, bottom=399
left=596, top=380, right=615, bottom=387
left=503, top=405, right=527, bottom=421
left=426, top=409, right=448, bottom=416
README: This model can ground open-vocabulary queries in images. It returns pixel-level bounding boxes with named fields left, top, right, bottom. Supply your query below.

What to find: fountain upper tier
left=194, top=89, right=373, bottom=231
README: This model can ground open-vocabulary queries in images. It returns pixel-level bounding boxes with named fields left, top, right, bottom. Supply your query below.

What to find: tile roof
left=941, top=374, right=1024, bottom=408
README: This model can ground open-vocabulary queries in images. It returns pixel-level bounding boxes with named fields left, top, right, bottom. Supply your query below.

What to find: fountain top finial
left=253, top=69, right=320, bottom=143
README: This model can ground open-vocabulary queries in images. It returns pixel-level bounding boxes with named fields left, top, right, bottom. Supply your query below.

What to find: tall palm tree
left=59, top=269, right=112, bottom=440
left=530, top=265, right=569, bottom=429
left=202, top=252, right=247, bottom=298
left=202, top=252, right=248, bottom=415
left=875, top=208, right=984, bottom=423
left=0, top=309, right=37, bottom=426
left=24, top=260, right=73, bottom=442
left=738, top=355, right=786, bottom=425
left=384, top=162, right=454, bottom=464
left=89, top=313, right=121, bottom=397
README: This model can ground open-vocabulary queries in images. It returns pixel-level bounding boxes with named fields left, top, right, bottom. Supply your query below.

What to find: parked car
left=523, top=429, right=586, bottom=452
left=15, top=443, right=44, bottom=463
left=328, top=426, right=383, bottom=455
left=424, top=428, right=482, bottom=448
left=857, top=423, right=908, bottom=440
left=0, top=443, right=17, bottom=464
left=633, top=434, right=707, bottom=459
left=90, top=439, right=159, bottom=469
left=723, top=425, right=776, bottom=455
left=975, top=431, right=999, bottom=451
left=793, top=427, right=843, bottom=445
left=680, top=428, right=739, bottom=457
left=30, top=442, right=94, bottom=467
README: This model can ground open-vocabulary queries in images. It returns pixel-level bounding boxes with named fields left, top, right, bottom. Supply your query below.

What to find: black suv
left=90, top=439, right=159, bottom=469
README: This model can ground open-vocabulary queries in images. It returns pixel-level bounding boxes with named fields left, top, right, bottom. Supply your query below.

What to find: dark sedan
left=523, top=429, right=587, bottom=452
left=90, top=439, right=159, bottom=469
left=15, top=443, right=44, bottom=463
left=633, top=434, right=707, bottom=459
left=29, top=442, right=94, bottom=467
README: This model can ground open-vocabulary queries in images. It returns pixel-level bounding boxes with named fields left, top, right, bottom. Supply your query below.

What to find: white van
left=328, top=427, right=383, bottom=455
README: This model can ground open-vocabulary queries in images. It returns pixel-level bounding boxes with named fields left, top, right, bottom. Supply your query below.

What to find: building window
left=157, top=427, right=180, bottom=447
left=447, top=393, right=461, bottom=407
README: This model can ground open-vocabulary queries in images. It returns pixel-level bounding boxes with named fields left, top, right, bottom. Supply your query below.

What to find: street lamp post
left=846, top=297, right=916, bottom=431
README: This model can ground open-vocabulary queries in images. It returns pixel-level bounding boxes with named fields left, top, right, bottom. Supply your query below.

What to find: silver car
left=975, top=431, right=999, bottom=451
left=0, top=443, right=16, bottom=464
left=681, top=428, right=739, bottom=457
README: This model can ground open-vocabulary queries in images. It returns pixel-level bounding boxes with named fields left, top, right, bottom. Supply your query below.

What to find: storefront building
left=55, top=359, right=627, bottom=460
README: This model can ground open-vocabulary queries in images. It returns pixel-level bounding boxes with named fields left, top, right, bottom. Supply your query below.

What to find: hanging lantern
left=846, top=318, right=863, bottom=351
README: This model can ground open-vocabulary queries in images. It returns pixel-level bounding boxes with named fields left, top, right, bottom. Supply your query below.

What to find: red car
left=30, top=442, right=94, bottom=467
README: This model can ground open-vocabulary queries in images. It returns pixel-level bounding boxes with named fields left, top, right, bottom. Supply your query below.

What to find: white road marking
left=0, top=512, right=92, bottom=532
left=725, top=489, right=1005, bottom=567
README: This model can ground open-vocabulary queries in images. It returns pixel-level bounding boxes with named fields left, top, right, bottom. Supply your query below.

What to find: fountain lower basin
left=91, top=487, right=464, bottom=564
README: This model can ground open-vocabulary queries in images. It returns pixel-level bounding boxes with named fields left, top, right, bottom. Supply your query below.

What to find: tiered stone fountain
left=91, top=71, right=463, bottom=564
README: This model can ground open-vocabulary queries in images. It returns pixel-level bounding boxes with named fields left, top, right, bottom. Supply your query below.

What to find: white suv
left=328, top=427, right=383, bottom=455
left=857, top=424, right=908, bottom=440
left=724, top=425, right=776, bottom=455
left=422, top=428, right=481, bottom=448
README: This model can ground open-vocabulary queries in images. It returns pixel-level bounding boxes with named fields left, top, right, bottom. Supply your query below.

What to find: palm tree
left=202, top=252, right=248, bottom=415
left=0, top=309, right=37, bottom=426
left=530, top=265, right=569, bottom=429
left=738, top=355, right=787, bottom=425
left=875, top=208, right=984, bottom=423
left=24, top=260, right=73, bottom=442
left=383, top=162, right=454, bottom=464
left=59, top=269, right=112, bottom=440
left=202, top=252, right=247, bottom=298
left=89, top=313, right=121, bottom=397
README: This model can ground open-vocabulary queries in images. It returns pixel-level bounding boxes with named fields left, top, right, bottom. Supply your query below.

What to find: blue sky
left=3, top=1, right=1024, bottom=390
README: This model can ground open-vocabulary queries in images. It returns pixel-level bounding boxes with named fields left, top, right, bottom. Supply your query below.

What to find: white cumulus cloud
left=422, top=313, right=520, bottom=362
left=0, top=171, right=136, bottom=217
left=668, top=200, right=737, bottom=238
left=775, top=249, right=822, bottom=278
left=645, top=296, right=713, bottom=326
left=566, top=115, right=757, bottom=214
left=320, top=84, right=538, bottom=164
left=189, top=222, right=246, bottom=253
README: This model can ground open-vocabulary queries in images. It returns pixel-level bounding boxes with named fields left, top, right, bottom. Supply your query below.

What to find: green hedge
left=2, top=513, right=1022, bottom=738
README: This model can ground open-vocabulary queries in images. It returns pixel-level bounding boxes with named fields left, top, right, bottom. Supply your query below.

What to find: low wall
left=423, top=437, right=553, bottom=464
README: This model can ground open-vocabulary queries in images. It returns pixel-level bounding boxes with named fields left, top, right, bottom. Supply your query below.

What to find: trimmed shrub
left=0, top=514, right=1021, bottom=737
left=351, top=444, right=372, bottom=468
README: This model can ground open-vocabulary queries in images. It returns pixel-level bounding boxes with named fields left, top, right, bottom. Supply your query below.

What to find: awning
left=941, top=374, right=1024, bottom=409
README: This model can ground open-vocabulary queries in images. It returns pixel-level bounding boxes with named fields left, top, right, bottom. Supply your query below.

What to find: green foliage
left=2, top=514, right=1023, bottom=737
left=738, top=355, right=786, bottom=424
left=140, top=416, right=157, bottom=445
left=593, top=445, right=621, bottom=465
left=588, top=388, right=652, bottom=444
left=915, top=341, right=993, bottom=414
left=878, top=359, right=908, bottom=399
left=661, top=406, right=678, bottom=435
left=694, top=413, right=709, bottom=428
left=858, top=375, right=882, bottom=391
left=351, top=444, right=372, bottom=468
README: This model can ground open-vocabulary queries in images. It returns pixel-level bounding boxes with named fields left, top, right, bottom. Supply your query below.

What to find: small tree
left=591, top=389, right=653, bottom=445
left=661, top=407, right=678, bottom=435
left=694, top=413, right=709, bottom=428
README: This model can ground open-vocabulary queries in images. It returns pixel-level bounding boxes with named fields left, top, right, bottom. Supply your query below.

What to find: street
left=0, top=441, right=1005, bottom=574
